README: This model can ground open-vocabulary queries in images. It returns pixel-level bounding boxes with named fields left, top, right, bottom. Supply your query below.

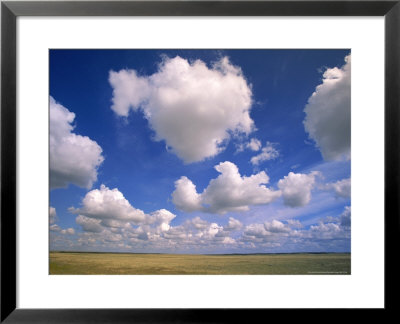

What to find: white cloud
left=309, top=222, right=343, bottom=240
left=146, top=209, right=177, bottom=232
left=278, top=171, right=321, bottom=207
left=71, top=185, right=177, bottom=242
left=70, top=184, right=146, bottom=225
left=109, top=56, right=254, bottom=163
left=171, top=176, right=202, bottom=212
left=250, top=142, right=279, bottom=165
left=185, top=216, right=210, bottom=231
left=50, top=224, right=61, bottom=232
left=52, top=186, right=350, bottom=253
left=303, top=54, right=351, bottom=161
left=242, top=223, right=271, bottom=241
left=325, top=178, right=351, bottom=199
left=264, top=220, right=291, bottom=233
left=246, top=138, right=262, bottom=151
left=52, top=209, right=351, bottom=253
left=249, top=138, right=262, bottom=151
left=238, top=211, right=350, bottom=251
left=49, top=206, right=57, bottom=224
left=50, top=97, right=104, bottom=189
left=172, top=161, right=281, bottom=214
left=224, top=217, right=243, bottom=231
left=236, top=138, right=261, bottom=153
left=61, top=228, right=75, bottom=235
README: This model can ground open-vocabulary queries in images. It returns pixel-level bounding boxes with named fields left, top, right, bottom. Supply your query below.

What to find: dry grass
left=49, top=252, right=350, bottom=275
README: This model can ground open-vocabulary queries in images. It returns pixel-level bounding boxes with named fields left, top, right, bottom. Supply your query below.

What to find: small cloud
left=250, top=142, right=279, bottom=166
left=224, top=217, right=243, bottom=231
left=49, top=206, right=58, bottom=224
left=278, top=171, right=321, bottom=207
left=50, top=224, right=61, bottom=232
left=60, top=228, right=75, bottom=235
left=324, top=178, right=351, bottom=199
left=247, top=138, right=262, bottom=151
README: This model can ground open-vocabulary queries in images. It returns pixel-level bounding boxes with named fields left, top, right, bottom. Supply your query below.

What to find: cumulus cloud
left=109, top=56, right=254, bottom=163
left=146, top=209, right=177, bottom=232
left=172, top=161, right=281, bottom=214
left=70, top=185, right=178, bottom=243
left=243, top=223, right=270, bottom=240
left=70, top=184, right=146, bottom=226
left=309, top=222, right=344, bottom=240
left=241, top=221, right=293, bottom=246
left=250, top=142, right=279, bottom=165
left=239, top=211, right=351, bottom=251
left=303, top=54, right=351, bottom=161
left=52, top=208, right=350, bottom=253
left=278, top=171, right=321, bottom=207
left=264, top=220, right=291, bottom=233
left=50, top=97, right=104, bottom=189
left=171, top=176, right=202, bottom=212
left=224, top=217, right=243, bottom=231
left=325, top=178, right=351, bottom=199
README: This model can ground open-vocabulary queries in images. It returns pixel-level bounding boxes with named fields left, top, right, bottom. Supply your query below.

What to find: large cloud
left=172, top=161, right=281, bottom=214
left=109, top=56, right=254, bottom=163
left=303, top=54, right=351, bottom=161
left=50, top=97, right=104, bottom=189
left=278, top=171, right=321, bottom=207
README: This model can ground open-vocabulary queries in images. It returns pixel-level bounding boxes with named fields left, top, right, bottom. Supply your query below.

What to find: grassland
left=49, top=252, right=350, bottom=275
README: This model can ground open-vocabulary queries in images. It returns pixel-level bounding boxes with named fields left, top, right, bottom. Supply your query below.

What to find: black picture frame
left=1, top=0, right=399, bottom=322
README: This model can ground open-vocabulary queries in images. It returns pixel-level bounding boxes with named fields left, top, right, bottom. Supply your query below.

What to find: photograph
left=49, top=49, right=351, bottom=275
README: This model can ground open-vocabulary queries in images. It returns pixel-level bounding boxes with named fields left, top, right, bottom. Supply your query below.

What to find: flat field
left=49, top=252, right=350, bottom=275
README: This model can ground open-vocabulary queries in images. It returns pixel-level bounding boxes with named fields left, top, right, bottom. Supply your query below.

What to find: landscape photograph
left=49, top=49, right=351, bottom=275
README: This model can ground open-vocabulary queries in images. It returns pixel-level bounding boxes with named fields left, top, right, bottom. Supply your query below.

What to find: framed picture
left=1, top=0, right=398, bottom=321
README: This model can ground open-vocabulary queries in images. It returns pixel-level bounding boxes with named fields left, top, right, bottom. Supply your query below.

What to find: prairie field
left=49, top=252, right=350, bottom=275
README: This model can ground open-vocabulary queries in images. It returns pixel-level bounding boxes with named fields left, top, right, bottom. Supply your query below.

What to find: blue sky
left=49, top=49, right=351, bottom=254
